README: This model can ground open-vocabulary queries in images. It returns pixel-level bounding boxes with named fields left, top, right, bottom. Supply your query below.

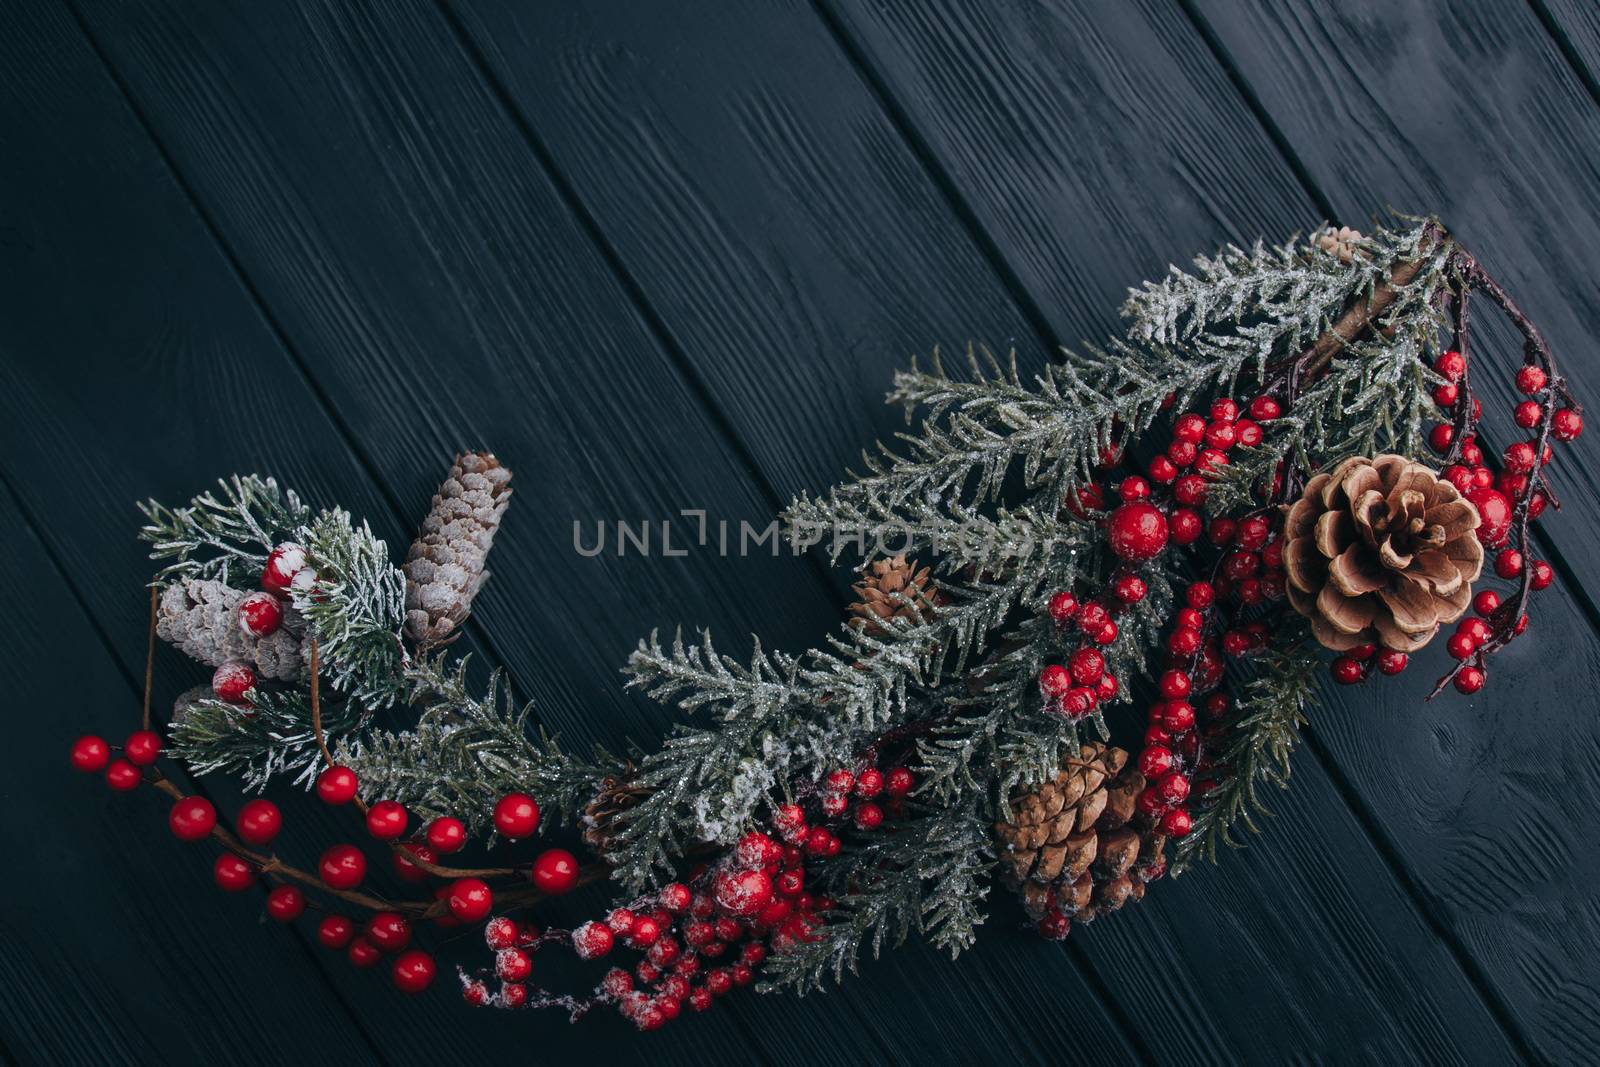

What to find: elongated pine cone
left=996, top=743, right=1166, bottom=926
left=404, top=452, right=513, bottom=648
left=156, top=578, right=308, bottom=680
left=580, top=771, right=651, bottom=858
left=1285, top=454, right=1482, bottom=654
left=1316, top=225, right=1365, bottom=265
left=848, top=556, right=941, bottom=635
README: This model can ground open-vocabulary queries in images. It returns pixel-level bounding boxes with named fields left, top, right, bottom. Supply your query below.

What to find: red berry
left=1160, top=808, right=1193, bottom=837
left=1504, top=441, right=1537, bottom=474
left=1454, top=667, right=1486, bottom=694
left=1249, top=395, right=1280, bottom=421
left=855, top=768, right=885, bottom=797
left=1096, top=672, right=1119, bottom=703
left=363, top=799, right=407, bottom=841
left=1428, top=424, right=1454, bottom=452
left=573, top=920, right=615, bottom=960
left=425, top=816, right=466, bottom=854
left=1158, top=670, right=1191, bottom=698
left=1107, top=503, right=1168, bottom=562
left=1513, top=400, right=1541, bottom=429
left=602, top=968, right=633, bottom=998
left=1094, top=620, right=1119, bottom=645
left=661, top=882, right=694, bottom=912
left=713, top=867, right=774, bottom=918
left=1209, top=398, right=1239, bottom=423
left=1446, top=632, right=1477, bottom=659
left=1195, top=448, right=1229, bottom=473
left=1466, top=488, right=1512, bottom=546
left=628, top=916, right=661, bottom=948
left=105, top=758, right=142, bottom=791
left=1139, top=746, right=1174, bottom=778
left=316, top=765, right=360, bottom=805
left=1433, top=383, right=1459, bottom=407
left=493, top=793, right=540, bottom=839
left=169, top=796, right=216, bottom=841
left=1331, top=656, right=1364, bottom=684
left=366, top=911, right=411, bottom=952
left=1047, top=591, right=1079, bottom=622
left=1068, top=647, right=1105, bottom=686
left=237, top=798, right=282, bottom=846
left=1207, top=517, right=1236, bottom=546
left=347, top=937, right=382, bottom=968
left=1435, top=350, right=1466, bottom=381
left=1460, top=617, right=1491, bottom=644
left=1186, top=582, right=1215, bottom=609
left=236, top=591, right=285, bottom=637
left=531, top=848, right=579, bottom=894
left=1553, top=408, right=1583, bottom=440
left=1375, top=650, right=1409, bottom=675
left=211, top=661, right=256, bottom=703
left=213, top=854, right=255, bottom=892
left=71, top=735, right=111, bottom=773
left=825, top=769, right=855, bottom=795
left=260, top=542, right=308, bottom=594
left=499, top=980, right=528, bottom=1006
left=1166, top=627, right=1202, bottom=659
left=1204, top=421, right=1236, bottom=450
left=446, top=878, right=493, bottom=923
left=1156, top=773, right=1190, bottom=805
left=1531, top=559, right=1554, bottom=590
left=1148, top=456, right=1179, bottom=484
left=463, top=981, right=490, bottom=1006
left=1473, top=590, right=1501, bottom=617
left=1076, top=601, right=1110, bottom=633
left=1495, top=550, right=1525, bottom=579
left=486, top=916, right=521, bottom=948
left=1167, top=439, right=1198, bottom=468
left=1039, top=664, right=1072, bottom=698
left=854, top=802, right=885, bottom=830
left=1515, top=365, right=1547, bottom=393
left=1168, top=507, right=1202, bottom=545
left=689, top=988, right=713, bottom=1012
left=1112, top=572, right=1147, bottom=603
left=1118, top=476, right=1151, bottom=501
left=319, top=844, right=367, bottom=890
left=123, top=730, right=162, bottom=767
left=885, top=768, right=914, bottom=797
left=820, top=792, right=848, bottom=817
left=391, top=950, right=436, bottom=994
left=1174, top=412, right=1207, bottom=442
left=266, top=884, right=306, bottom=922
left=318, top=915, right=355, bottom=949
left=1161, top=701, right=1196, bottom=734
left=804, top=826, right=840, bottom=857
left=1234, top=419, right=1263, bottom=447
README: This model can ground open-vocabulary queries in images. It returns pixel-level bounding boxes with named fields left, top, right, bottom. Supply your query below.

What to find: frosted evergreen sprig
left=170, top=687, right=367, bottom=792
left=139, top=474, right=309, bottom=584
left=292, top=508, right=409, bottom=709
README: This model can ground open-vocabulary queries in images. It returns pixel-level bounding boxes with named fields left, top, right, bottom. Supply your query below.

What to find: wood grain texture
left=444, top=0, right=1531, bottom=1061
left=0, top=488, right=376, bottom=1066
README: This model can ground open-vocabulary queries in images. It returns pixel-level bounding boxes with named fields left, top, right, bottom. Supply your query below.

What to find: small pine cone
left=848, top=556, right=941, bottom=635
left=996, top=743, right=1162, bottom=927
left=1316, top=225, right=1365, bottom=265
left=581, top=771, right=651, bottom=858
left=155, top=578, right=307, bottom=681
left=169, top=685, right=215, bottom=727
left=1284, top=455, right=1482, bottom=654
left=403, top=452, right=513, bottom=649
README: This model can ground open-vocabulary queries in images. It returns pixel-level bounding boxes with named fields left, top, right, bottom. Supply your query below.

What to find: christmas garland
left=69, top=217, right=1583, bottom=1029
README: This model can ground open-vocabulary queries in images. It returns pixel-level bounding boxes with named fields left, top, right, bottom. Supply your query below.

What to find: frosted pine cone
left=403, top=452, right=513, bottom=648
left=848, top=556, right=941, bottom=635
left=1284, top=455, right=1482, bottom=654
left=155, top=578, right=308, bottom=680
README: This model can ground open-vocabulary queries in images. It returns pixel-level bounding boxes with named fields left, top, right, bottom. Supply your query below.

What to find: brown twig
left=142, top=584, right=158, bottom=733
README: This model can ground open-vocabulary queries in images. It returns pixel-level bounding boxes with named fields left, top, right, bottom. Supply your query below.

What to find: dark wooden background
left=4, top=1, right=1600, bottom=1064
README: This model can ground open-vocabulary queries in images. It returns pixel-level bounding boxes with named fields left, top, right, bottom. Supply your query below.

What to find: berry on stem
left=123, top=730, right=161, bottom=767
left=531, top=848, right=579, bottom=894
left=266, top=884, right=306, bottom=922
left=493, top=793, right=540, bottom=839
left=71, top=735, right=111, bottom=773
left=213, top=854, right=255, bottom=892
left=318, top=915, right=355, bottom=949
left=169, top=797, right=217, bottom=841
left=105, top=759, right=142, bottom=791
left=447, top=878, right=493, bottom=923
left=319, top=844, right=367, bottom=890
left=365, top=799, right=408, bottom=841
left=316, top=766, right=359, bottom=805
left=237, top=798, right=282, bottom=846
left=391, top=950, right=436, bottom=994
left=425, top=816, right=466, bottom=854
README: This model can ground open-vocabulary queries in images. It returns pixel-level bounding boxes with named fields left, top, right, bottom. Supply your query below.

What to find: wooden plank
left=52, top=0, right=1142, bottom=1060
left=427, top=0, right=1523, bottom=1060
left=832, top=0, right=1600, bottom=1055
left=0, top=2, right=808, bottom=1061
left=23, top=0, right=903, bottom=1060
left=0, top=485, right=376, bottom=1064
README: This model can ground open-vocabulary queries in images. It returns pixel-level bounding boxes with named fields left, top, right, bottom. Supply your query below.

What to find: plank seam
left=1527, top=0, right=1600, bottom=115
left=0, top=467, right=397, bottom=1067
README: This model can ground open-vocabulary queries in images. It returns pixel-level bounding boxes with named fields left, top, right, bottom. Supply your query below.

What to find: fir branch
left=336, top=655, right=617, bottom=832
left=760, top=805, right=990, bottom=994
left=139, top=475, right=309, bottom=583
left=1173, top=633, right=1320, bottom=874
left=292, top=508, right=409, bottom=709
left=170, top=687, right=366, bottom=792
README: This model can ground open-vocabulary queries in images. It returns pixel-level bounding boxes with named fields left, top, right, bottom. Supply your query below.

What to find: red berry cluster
left=1419, top=347, right=1578, bottom=693
left=467, top=763, right=914, bottom=1030
left=1039, top=594, right=1121, bottom=722
left=209, top=542, right=321, bottom=705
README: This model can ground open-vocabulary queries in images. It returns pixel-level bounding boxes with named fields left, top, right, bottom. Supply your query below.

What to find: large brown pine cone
left=580, top=771, right=651, bottom=857
left=848, top=556, right=941, bottom=635
left=1284, top=454, right=1483, bottom=654
left=403, top=452, right=513, bottom=649
left=995, top=743, right=1166, bottom=925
